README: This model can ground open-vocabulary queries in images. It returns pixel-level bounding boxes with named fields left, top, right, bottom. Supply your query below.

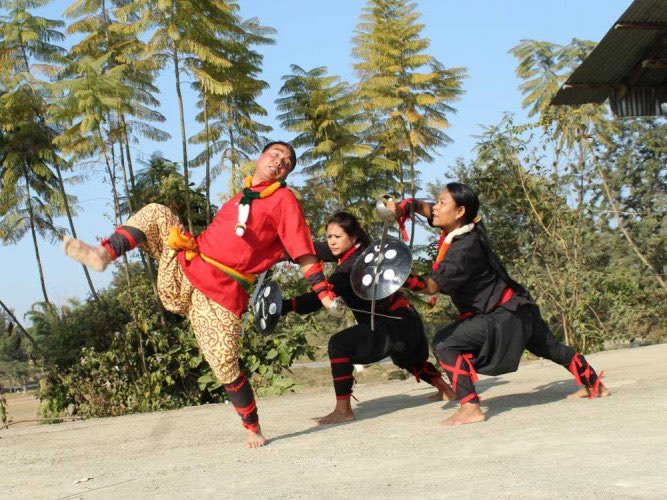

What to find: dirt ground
left=2, top=392, right=40, bottom=426
left=2, top=344, right=666, bottom=499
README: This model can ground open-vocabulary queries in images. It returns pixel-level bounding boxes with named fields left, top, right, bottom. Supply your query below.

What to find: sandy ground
left=2, top=392, right=40, bottom=425
left=2, top=344, right=666, bottom=499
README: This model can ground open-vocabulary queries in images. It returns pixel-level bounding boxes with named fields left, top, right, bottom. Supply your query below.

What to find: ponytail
left=474, top=220, right=527, bottom=295
left=447, top=182, right=527, bottom=294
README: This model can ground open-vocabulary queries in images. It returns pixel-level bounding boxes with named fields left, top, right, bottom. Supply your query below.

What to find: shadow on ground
left=482, top=378, right=584, bottom=419
left=270, top=378, right=512, bottom=443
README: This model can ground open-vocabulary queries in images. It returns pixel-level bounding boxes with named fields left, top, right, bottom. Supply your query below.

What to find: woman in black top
left=282, top=212, right=455, bottom=425
left=392, top=183, right=609, bottom=426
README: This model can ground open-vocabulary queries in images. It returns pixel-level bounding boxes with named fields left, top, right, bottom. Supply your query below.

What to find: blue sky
left=3, top=0, right=631, bottom=321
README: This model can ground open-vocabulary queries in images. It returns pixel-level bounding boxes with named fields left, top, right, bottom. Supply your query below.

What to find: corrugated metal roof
left=550, top=0, right=667, bottom=116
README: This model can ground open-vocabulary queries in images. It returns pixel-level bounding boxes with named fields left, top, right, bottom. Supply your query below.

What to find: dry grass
left=2, top=391, right=40, bottom=428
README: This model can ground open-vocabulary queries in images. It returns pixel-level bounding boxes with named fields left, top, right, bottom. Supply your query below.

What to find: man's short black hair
left=262, top=141, right=297, bottom=170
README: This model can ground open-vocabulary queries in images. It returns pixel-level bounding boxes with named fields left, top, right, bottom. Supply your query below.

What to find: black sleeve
left=282, top=291, right=323, bottom=315
left=282, top=240, right=335, bottom=263
left=314, top=240, right=337, bottom=262
left=428, top=237, right=484, bottom=294
left=328, top=268, right=354, bottom=298
left=429, top=259, right=469, bottom=294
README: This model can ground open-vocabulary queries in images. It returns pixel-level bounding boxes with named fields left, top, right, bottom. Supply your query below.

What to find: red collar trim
left=337, top=244, right=361, bottom=265
left=250, top=181, right=272, bottom=189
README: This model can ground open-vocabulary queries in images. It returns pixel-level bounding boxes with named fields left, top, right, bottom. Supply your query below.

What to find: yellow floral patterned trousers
left=125, top=203, right=242, bottom=384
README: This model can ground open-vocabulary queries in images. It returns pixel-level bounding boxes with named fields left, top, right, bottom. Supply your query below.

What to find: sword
left=370, top=195, right=396, bottom=331
left=329, top=297, right=401, bottom=320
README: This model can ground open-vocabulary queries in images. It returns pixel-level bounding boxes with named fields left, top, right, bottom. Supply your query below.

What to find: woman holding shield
left=282, top=211, right=455, bottom=425
left=392, top=183, right=610, bottom=427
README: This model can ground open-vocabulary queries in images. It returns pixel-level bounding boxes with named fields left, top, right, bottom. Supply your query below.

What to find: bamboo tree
left=0, top=0, right=102, bottom=302
left=119, top=0, right=245, bottom=233
left=276, top=65, right=372, bottom=228
left=511, top=38, right=665, bottom=292
left=64, top=0, right=170, bottom=310
left=51, top=48, right=161, bottom=397
left=189, top=17, right=274, bottom=209
left=0, top=87, right=64, bottom=308
left=352, top=0, right=465, bottom=242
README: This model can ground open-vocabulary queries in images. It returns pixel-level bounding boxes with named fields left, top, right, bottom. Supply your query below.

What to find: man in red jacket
left=64, top=141, right=335, bottom=447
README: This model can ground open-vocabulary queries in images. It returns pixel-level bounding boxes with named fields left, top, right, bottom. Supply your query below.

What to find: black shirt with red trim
left=285, top=241, right=410, bottom=323
left=429, top=229, right=531, bottom=316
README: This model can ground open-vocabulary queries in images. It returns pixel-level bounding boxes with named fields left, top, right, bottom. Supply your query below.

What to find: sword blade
left=346, top=306, right=401, bottom=320
left=370, top=218, right=391, bottom=331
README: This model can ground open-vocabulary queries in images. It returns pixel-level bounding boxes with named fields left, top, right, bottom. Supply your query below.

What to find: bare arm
left=419, top=277, right=440, bottom=295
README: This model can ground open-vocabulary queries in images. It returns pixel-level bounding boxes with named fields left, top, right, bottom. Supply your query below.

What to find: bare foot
left=427, top=379, right=457, bottom=402
left=427, top=385, right=456, bottom=401
left=593, top=384, right=611, bottom=398
left=246, top=427, right=267, bottom=448
left=567, top=384, right=611, bottom=399
left=313, top=409, right=356, bottom=425
left=427, top=389, right=458, bottom=402
left=441, top=403, right=486, bottom=427
left=567, top=386, right=590, bottom=399
left=63, top=236, right=111, bottom=272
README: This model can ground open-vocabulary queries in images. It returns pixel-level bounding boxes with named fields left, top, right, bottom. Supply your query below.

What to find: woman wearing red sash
left=392, top=183, right=610, bottom=427
left=282, top=212, right=455, bottom=425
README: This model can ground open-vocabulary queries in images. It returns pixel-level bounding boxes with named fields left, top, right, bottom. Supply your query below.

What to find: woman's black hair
left=326, top=211, right=371, bottom=249
left=445, top=182, right=527, bottom=294
left=445, top=182, right=479, bottom=224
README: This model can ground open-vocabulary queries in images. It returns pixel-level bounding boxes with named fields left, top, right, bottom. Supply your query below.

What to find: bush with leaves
left=36, top=260, right=334, bottom=418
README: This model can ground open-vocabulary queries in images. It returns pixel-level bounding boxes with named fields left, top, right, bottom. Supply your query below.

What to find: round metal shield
left=253, top=280, right=283, bottom=335
left=350, top=237, right=412, bottom=300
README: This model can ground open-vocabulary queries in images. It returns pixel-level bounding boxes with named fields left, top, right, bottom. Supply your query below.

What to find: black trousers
left=327, top=308, right=441, bottom=398
left=433, top=304, right=599, bottom=403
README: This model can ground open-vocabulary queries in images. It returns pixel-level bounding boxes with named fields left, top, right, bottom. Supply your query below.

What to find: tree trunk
left=228, top=125, right=237, bottom=190
left=408, top=142, right=416, bottom=249
left=24, top=174, right=51, bottom=308
left=99, top=127, right=153, bottom=404
left=120, top=115, right=137, bottom=207
left=18, top=40, right=100, bottom=304
left=173, top=49, right=193, bottom=234
left=204, top=95, right=211, bottom=224
left=54, top=153, right=101, bottom=304
left=117, top=121, right=167, bottom=324
left=118, top=138, right=132, bottom=215
left=0, top=299, right=40, bottom=353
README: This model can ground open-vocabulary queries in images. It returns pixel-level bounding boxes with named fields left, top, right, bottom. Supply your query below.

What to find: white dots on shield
left=269, top=303, right=277, bottom=315
left=383, top=268, right=396, bottom=280
left=362, top=274, right=373, bottom=287
left=255, top=302, right=261, bottom=312
left=263, top=287, right=271, bottom=297
left=364, top=252, right=374, bottom=263
left=260, top=318, right=266, bottom=330
left=385, top=249, right=397, bottom=259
